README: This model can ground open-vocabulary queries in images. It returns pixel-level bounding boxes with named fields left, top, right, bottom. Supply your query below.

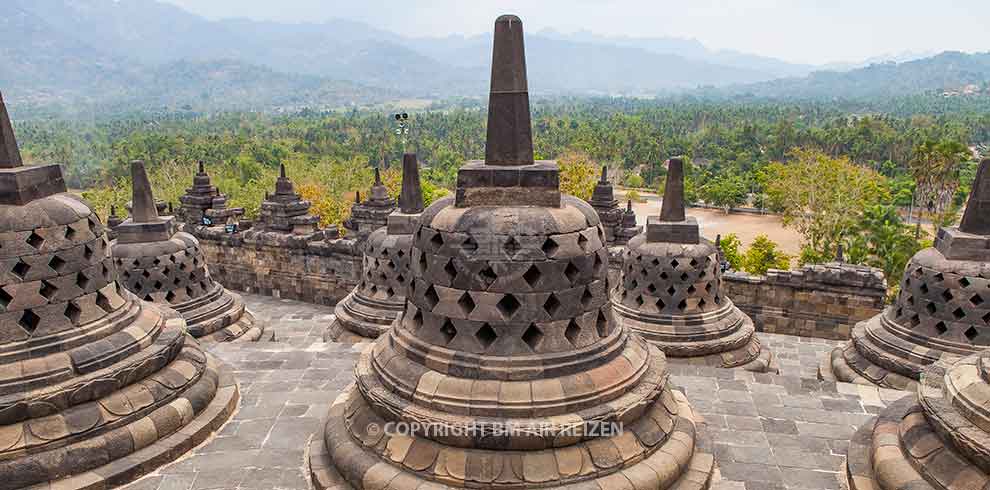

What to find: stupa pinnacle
left=0, top=92, right=23, bottom=169
left=310, top=15, right=714, bottom=490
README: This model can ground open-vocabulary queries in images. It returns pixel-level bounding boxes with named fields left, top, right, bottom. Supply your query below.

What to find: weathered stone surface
left=0, top=100, right=236, bottom=489
left=659, top=158, right=686, bottom=223
left=344, top=168, right=395, bottom=240
left=398, top=153, right=424, bottom=215
left=309, top=15, right=712, bottom=490
left=484, top=14, right=533, bottom=167
left=822, top=170, right=990, bottom=390
left=958, top=158, right=990, bottom=235
left=177, top=161, right=245, bottom=228
left=112, top=161, right=263, bottom=343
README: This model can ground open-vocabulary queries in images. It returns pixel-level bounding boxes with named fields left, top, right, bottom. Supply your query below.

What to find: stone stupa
left=343, top=167, right=396, bottom=240
left=612, top=158, right=776, bottom=373
left=823, top=158, right=990, bottom=390
left=0, top=92, right=237, bottom=488
left=588, top=165, right=622, bottom=243
left=615, top=198, right=642, bottom=246
left=111, top=160, right=263, bottom=342
left=845, top=349, right=990, bottom=488
left=329, top=153, right=424, bottom=340
left=309, top=15, right=715, bottom=490
left=178, top=160, right=245, bottom=228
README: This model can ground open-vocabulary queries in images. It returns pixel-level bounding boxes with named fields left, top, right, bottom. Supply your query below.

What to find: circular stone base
left=820, top=343, right=917, bottom=391
left=665, top=337, right=778, bottom=374
left=16, top=352, right=239, bottom=490
left=199, top=309, right=265, bottom=343
left=308, top=385, right=715, bottom=490
left=329, top=290, right=402, bottom=341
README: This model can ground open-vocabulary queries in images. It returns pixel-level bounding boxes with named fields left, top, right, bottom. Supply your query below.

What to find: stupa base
left=178, top=287, right=265, bottom=343
left=328, top=290, right=402, bottom=341
left=309, top=384, right=715, bottom=490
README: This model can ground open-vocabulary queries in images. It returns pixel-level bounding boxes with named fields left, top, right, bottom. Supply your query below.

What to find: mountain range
left=2, top=0, right=988, bottom=112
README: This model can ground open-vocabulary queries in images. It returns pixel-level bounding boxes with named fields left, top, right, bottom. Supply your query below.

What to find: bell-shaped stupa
left=329, top=153, right=424, bottom=340
left=824, top=158, right=990, bottom=389
left=612, top=158, right=776, bottom=372
left=844, top=349, right=990, bottom=488
left=343, top=167, right=396, bottom=240
left=0, top=92, right=237, bottom=488
left=111, top=161, right=263, bottom=342
left=309, top=16, right=714, bottom=490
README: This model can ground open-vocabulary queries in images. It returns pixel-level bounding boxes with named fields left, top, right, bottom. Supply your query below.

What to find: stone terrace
left=121, top=293, right=910, bottom=490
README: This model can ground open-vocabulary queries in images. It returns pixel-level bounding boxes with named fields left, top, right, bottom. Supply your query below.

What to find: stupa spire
left=398, top=153, right=424, bottom=214
left=130, top=160, right=159, bottom=223
left=660, top=157, right=686, bottom=222
left=198, top=160, right=205, bottom=174
left=0, top=91, right=23, bottom=169
left=484, top=14, right=534, bottom=166
left=959, top=158, right=990, bottom=235
left=600, top=165, right=608, bottom=183
left=374, top=166, right=382, bottom=186
left=279, top=162, right=287, bottom=179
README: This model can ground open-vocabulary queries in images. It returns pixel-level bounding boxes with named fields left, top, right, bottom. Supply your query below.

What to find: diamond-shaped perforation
left=933, top=273, right=944, bottom=282
left=47, top=254, right=67, bottom=273
left=476, top=323, right=497, bottom=350
left=479, top=265, right=497, bottom=288
left=542, top=238, right=559, bottom=258
left=440, top=319, right=457, bottom=344
left=443, top=259, right=457, bottom=281
left=496, top=294, right=521, bottom=319
left=581, top=288, right=594, bottom=308
left=39, top=281, right=57, bottom=301
left=926, top=302, right=937, bottom=315
left=26, top=231, right=44, bottom=250
left=565, top=320, right=581, bottom=345
left=457, top=292, right=476, bottom=316
left=19, top=309, right=40, bottom=334
left=76, top=272, right=91, bottom=290
left=544, top=294, right=561, bottom=317
left=920, top=283, right=929, bottom=294
left=593, top=253, right=603, bottom=274
left=64, top=302, right=81, bottom=324
left=941, top=290, right=953, bottom=302
left=935, top=321, right=948, bottom=335
left=12, top=260, right=30, bottom=279
left=666, top=286, right=676, bottom=296
left=430, top=232, right=444, bottom=250
left=423, top=285, right=440, bottom=310
left=504, top=236, right=521, bottom=257
left=960, top=277, right=971, bottom=288
left=596, top=310, right=608, bottom=337
left=677, top=299, right=687, bottom=311
left=418, top=251, right=428, bottom=272
left=564, top=262, right=580, bottom=284
left=698, top=298, right=707, bottom=309
left=670, top=259, right=680, bottom=269
left=971, top=294, right=984, bottom=306
left=578, top=233, right=589, bottom=251
left=523, top=265, right=542, bottom=288
left=522, top=324, right=543, bottom=351
left=655, top=297, right=666, bottom=310
left=965, top=326, right=979, bottom=341
left=0, top=288, right=10, bottom=311
left=910, top=314, right=921, bottom=327
left=635, top=295, right=645, bottom=307
left=461, top=236, right=478, bottom=253
left=83, top=245, right=94, bottom=261
left=165, top=291, right=177, bottom=303
left=411, top=310, right=424, bottom=330
left=953, top=307, right=966, bottom=320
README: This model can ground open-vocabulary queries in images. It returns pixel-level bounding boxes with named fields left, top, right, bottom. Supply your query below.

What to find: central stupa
left=309, top=15, right=714, bottom=490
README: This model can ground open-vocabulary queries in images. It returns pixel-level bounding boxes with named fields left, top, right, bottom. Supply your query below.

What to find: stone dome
left=0, top=94, right=236, bottom=489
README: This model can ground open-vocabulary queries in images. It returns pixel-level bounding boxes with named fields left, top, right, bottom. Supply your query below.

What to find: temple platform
left=120, top=293, right=910, bottom=490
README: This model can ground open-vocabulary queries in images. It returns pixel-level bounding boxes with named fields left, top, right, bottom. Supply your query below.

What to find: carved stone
left=329, top=155, right=422, bottom=341
left=823, top=160, right=990, bottom=390
left=309, top=16, right=714, bottom=490
left=612, top=159, right=776, bottom=373
left=343, top=167, right=395, bottom=240
left=0, top=98, right=236, bottom=489
left=112, top=161, right=264, bottom=342
left=844, top=350, right=990, bottom=489
left=178, top=160, right=245, bottom=228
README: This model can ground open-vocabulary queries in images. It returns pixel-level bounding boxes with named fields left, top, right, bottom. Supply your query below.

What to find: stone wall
left=191, top=226, right=361, bottom=307
left=194, top=226, right=886, bottom=341
left=722, top=263, right=887, bottom=340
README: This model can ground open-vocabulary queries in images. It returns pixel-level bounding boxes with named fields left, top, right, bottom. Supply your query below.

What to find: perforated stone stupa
left=178, top=161, right=244, bottom=228
left=823, top=159, right=990, bottom=390
left=254, top=163, right=326, bottom=239
left=845, top=349, right=990, bottom=489
left=309, top=15, right=714, bottom=490
left=112, top=161, right=263, bottom=342
left=0, top=93, right=236, bottom=489
left=329, top=153, right=423, bottom=340
left=343, top=167, right=396, bottom=239
left=612, top=158, right=776, bottom=373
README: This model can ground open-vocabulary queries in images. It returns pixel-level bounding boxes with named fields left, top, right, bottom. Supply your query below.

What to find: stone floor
left=121, top=294, right=910, bottom=490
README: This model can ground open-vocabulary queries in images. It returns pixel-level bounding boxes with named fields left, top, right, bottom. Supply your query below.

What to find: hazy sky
left=160, top=0, right=988, bottom=65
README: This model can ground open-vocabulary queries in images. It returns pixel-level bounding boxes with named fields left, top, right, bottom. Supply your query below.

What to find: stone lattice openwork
left=309, top=15, right=714, bottom=490
left=0, top=93, right=237, bottom=489
left=823, top=159, right=990, bottom=390
left=343, top=167, right=396, bottom=240
left=330, top=153, right=423, bottom=340
left=612, top=158, right=776, bottom=373
left=845, top=349, right=990, bottom=488
left=112, top=161, right=263, bottom=342
left=177, top=160, right=245, bottom=228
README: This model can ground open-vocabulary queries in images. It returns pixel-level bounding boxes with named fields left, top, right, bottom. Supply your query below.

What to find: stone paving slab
left=121, top=294, right=910, bottom=490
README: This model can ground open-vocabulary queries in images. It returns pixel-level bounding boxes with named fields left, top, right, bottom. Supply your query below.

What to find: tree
left=764, top=149, right=889, bottom=260
left=742, top=235, right=791, bottom=275
left=719, top=233, right=743, bottom=270
left=909, top=139, right=971, bottom=237
left=558, top=150, right=599, bottom=201
left=700, top=173, right=748, bottom=212
left=844, top=205, right=922, bottom=283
